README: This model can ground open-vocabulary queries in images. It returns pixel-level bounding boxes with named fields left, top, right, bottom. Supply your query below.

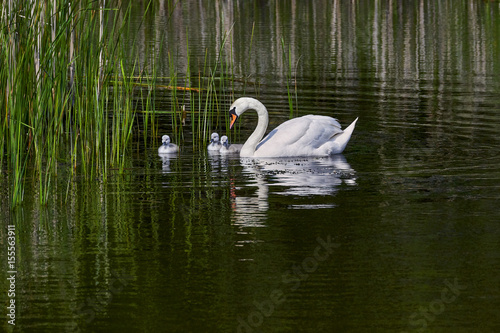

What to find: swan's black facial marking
left=229, top=107, right=238, bottom=129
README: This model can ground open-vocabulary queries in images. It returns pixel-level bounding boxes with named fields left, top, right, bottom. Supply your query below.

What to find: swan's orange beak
left=229, top=107, right=238, bottom=129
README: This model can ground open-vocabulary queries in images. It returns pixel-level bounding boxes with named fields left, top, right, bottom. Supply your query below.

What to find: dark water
left=2, top=1, right=500, bottom=332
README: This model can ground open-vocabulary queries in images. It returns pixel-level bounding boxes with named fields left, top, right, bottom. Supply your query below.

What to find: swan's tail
left=333, top=117, right=358, bottom=154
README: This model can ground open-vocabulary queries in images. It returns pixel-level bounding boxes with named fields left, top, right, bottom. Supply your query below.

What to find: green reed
left=281, top=37, right=299, bottom=119
left=195, top=24, right=234, bottom=149
left=0, top=0, right=150, bottom=207
left=0, top=0, right=258, bottom=208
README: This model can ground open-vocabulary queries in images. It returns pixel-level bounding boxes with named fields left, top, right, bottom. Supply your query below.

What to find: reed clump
left=0, top=0, right=154, bottom=207
left=0, top=0, right=246, bottom=208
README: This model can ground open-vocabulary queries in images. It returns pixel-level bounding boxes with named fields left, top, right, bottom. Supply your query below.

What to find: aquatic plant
left=0, top=0, right=155, bottom=207
left=281, top=37, right=299, bottom=119
left=0, top=0, right=253, bottom=208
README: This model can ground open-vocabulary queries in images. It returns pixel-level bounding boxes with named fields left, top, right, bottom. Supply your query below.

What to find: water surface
left=2, top=1, right=500, bottom=332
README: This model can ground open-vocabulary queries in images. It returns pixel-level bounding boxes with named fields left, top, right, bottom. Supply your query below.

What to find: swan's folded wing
left=255, top=115, right=344, bottom=157
left=256, top=116, right=311, bottom=150
left=296, top=115, right=343, bottom=148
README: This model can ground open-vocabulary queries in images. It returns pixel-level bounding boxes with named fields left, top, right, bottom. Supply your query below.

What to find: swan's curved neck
left=239, top=99, right=269, bottom=157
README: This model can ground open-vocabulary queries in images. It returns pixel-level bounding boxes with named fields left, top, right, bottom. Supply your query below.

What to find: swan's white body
left=158, top=135, right=179, bottom=154
left=229, top=97, right=358, bottom=157
left=207, top=132, right=222, bottom=151
left=220, top=135, right=243, bottom=154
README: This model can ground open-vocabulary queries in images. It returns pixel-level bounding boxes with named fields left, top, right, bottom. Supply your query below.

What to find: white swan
left=229, top=97, right=358, bottom=157
left=207, top=132, right=222, bottom=151
left=220, top=135, right=243, bottom=154
left=158, top=135, right=179, bottom=154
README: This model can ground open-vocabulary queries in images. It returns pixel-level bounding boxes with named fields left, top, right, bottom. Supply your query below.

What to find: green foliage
left=0, top=0, right=246, bottom=208
left=0, top=0, right=150, bottom=207
left=281, top=37, right=299, bottom=119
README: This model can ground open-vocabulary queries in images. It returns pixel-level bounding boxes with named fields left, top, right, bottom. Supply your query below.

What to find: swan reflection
left=158, top=153, right=177, bottom=172
left=207, top=150, right=223, bottom=171
left=231, top=170, right=269, bottom=234
left=231, top=154, right=356, bottom=234
left=240, top=154, right=356, bottom=197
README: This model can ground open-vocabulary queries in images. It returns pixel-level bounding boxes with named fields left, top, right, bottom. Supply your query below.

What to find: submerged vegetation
left=0, top=0, right=249, bottom=208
